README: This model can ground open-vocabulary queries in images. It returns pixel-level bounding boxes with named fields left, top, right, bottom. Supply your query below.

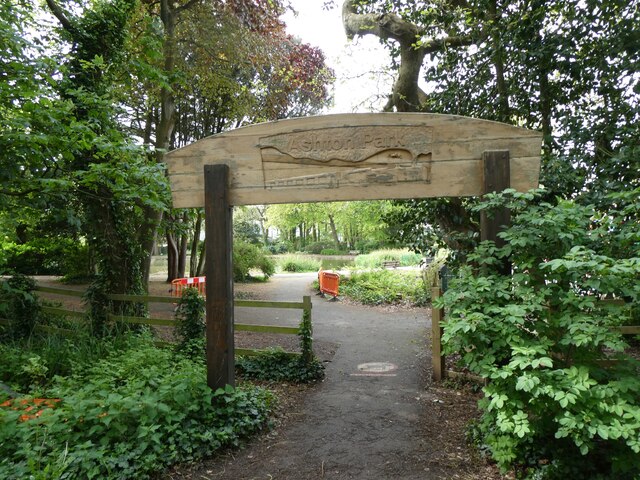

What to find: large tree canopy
left=342, top=0, right=639, bottom=255
left=0, top=0, right=334, bottom=300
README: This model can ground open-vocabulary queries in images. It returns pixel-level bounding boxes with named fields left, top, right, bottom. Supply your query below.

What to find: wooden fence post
left=301, top=295, right=313, bottom=364
left=431, top=283, right=445, bottom=382
left=204, top=164, right=235, bottom=390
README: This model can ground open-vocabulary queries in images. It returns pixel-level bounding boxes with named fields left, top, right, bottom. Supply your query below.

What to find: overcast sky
left=282, top=2, right=393, bottom=114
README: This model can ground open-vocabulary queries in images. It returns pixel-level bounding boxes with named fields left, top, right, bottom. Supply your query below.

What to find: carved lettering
left=259, top=126, right=434, bottom=191
left=259, top=126, right=432, bottom=165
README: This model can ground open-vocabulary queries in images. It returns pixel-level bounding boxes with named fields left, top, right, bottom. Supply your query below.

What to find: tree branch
left=419, top=35, right=474, bottom=54
left=341, top=0, right=476, bottom=111
left=342, top=0, right=419, bottom=43
left=44, top=0, right=76, bottom=33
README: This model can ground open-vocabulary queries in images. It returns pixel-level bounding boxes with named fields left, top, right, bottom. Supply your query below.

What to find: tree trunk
left=166, top=231, right=178, bottom=282
left=177, top=212, right=188, bottom=278
left=178, top=234, right=188, bottom=278
left=196, top=240, right=206, bottom=276
left=190, top=210, right=203, bottom=276
left=489, top=0, right=510, bottom=122
left=327, top=214, right=342, bottom=249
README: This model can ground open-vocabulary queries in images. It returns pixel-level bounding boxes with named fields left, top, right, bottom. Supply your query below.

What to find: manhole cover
left=357, top=362, right=397, bottom=373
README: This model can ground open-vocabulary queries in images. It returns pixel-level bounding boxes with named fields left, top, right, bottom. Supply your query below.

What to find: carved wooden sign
left=165, top=113, right=541, bottom=207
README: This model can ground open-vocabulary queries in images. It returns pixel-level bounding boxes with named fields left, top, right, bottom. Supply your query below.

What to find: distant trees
left=265, top=201, right=398, bottom=253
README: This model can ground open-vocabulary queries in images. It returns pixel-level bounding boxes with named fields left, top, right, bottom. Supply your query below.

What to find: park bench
left=382, top=260, right=400, bottom=269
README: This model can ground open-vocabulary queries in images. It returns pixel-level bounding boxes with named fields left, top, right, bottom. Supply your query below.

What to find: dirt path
left=165, top=273, right=504, bottom=480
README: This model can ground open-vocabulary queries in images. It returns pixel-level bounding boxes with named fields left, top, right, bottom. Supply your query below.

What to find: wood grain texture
left=431, top=286, right=445, bottom=382
left=205, top=165, right=235, bottom=389
left=165, top=113, right=542, bottom=207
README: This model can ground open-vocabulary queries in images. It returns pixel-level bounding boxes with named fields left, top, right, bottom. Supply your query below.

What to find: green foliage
left=354, top=249, right=422, bottom=268
left=233, top=207, right=263, bottom=244
left=299, top=306, right=314, bottom=364
left=319, top=248, right=347, bottom=255
left=0, top=333, right=139, bottom=394
left=175, top=287, right=205, bottom=357
left=1, top=275, right=40, bottom=339
left=266, top=201, right=396, bottom=252
left=353, top=239, right=385, bottom=254
left=275, top=254, right=322, bottom=273
left=438, top=190, right=640, bottom=478
left=0, top=338, right=272, bottom=479
left=1, top=238, right=91, bottom=278
left=236, top=348, right=324, bottom=383
left=303, top=240, right=334, bottom=254
left=340, top=269, right=429, bottom=306
left=265, top=240, right=292, bottom=254
left=237, top=304, right=323, bottom=382
left=233, top=241, right=275, bottom=281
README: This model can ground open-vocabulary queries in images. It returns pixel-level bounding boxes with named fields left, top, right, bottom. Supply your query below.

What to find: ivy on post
left=299, top=295, right=313, bottom=364
left=204, top=164, right=235, bottom=390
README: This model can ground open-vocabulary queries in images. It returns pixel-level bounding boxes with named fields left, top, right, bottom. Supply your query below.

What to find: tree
left=139, top=0, right=334, bottom=281
left=342, top=0, right=640, bottom=256
left=129, top=0, right=335, bottom=284
left=42, top=0, right=168, bottom=320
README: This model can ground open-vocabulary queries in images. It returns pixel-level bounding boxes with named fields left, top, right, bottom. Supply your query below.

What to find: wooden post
left=431, top=285, right=445, bottom=381
left=204, top=164, right=235, bottom=390
left=301, top=295, right=313, bottom=364
left=481, top=150, right=511, bottom=273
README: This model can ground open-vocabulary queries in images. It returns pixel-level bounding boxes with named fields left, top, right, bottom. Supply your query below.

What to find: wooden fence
left=0, top=285, right=311, bottom=357
left=431, top=284, right=640, bottom=382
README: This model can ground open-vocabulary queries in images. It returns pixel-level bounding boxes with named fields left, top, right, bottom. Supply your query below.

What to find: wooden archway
left=164, top=113, right=542, bottom=389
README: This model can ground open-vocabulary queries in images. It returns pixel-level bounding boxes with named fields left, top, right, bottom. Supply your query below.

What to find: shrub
left=353, top=239, right=384, bottom=254
left=236, top=348, right=324, bottom=383
left=1, top=275, right=40, bottom=339
left=175, top=287, right=205, bottom=357
left=354, top=248, right=422, bottom=268
left=1, top=238, right=91, bottom=277
left=340, top=269, right=429, bottom=306
left=439, top=190, right=640, bottom=478
left=233, top=241, right=275, bottom=281
left=0, top=333, right=152, bottom=394
left=265, top=240, right=292, bottom=254
left=236, top=304, right=323, bottom=382
left=0, top=340, right=273, bottom=479
left=303, top=241, right=334, bottom=254
left=275, top=254, right=321, bottom=273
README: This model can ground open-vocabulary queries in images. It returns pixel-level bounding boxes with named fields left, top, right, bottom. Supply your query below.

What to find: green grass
left=274, top=254, right=322, bottom=273
left=354, top=249, right=422, bottom=268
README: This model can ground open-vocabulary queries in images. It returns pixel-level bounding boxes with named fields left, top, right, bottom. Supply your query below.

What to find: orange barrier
left=318, top=270, right=340, bottom=298
left=171, top=276, right=206, bottom=297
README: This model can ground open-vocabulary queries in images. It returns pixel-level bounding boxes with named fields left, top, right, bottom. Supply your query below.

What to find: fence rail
left=5, top=285, right=311, bottom=356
